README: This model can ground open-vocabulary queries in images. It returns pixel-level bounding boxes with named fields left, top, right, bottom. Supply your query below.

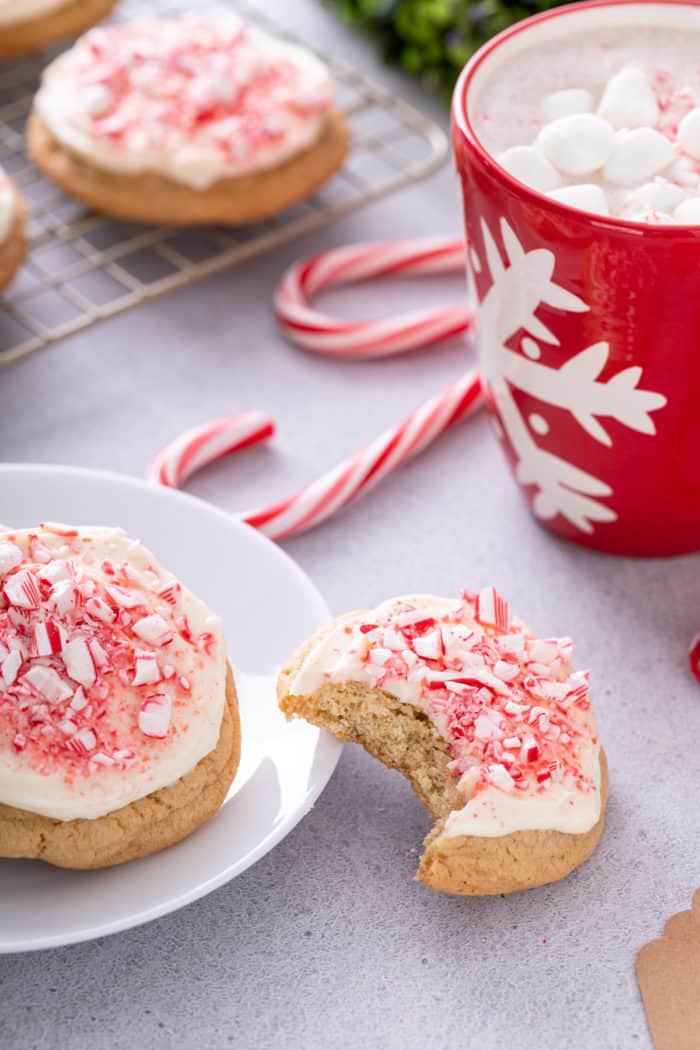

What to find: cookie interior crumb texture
left=278, top=599, right=607, bottom=896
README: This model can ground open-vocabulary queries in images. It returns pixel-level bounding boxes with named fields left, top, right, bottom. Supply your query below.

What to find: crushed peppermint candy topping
left=327, top=594, right=598, bottom=804
left=38, top=17, right=333, bottom=186
left=0, top=525, right=220, bottom=782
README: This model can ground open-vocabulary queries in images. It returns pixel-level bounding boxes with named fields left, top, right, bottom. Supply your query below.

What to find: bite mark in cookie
left=278, top=589, right=607, bottom=895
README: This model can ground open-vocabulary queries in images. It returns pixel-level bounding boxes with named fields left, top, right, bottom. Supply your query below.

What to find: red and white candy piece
left=476, top=586, right=511, bottom=633
left=149, top=370, right=483, bottom=541
left=149, top=239, right=484, bottom=539
left=149, top=411, right=275, bottom=489
left=274, top=237, right=472, bottom=359
left=138, top=694, right=172, bottom=739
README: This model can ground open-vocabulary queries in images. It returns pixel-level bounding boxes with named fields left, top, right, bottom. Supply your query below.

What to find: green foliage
left=325, top=0, right=574, bottom=99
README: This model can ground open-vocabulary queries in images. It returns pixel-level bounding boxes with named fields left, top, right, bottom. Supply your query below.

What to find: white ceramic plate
left=0, top=464, right=341, bottom=953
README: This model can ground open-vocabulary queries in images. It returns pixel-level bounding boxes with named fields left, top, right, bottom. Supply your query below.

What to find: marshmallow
left=677, top=107, right=700, bottom=159
left=673, top=197, right=700, bottom=223
left=536, top=114, right=615, bottom=176
left=626, top=210, right=675, bottom=225
left=621, top=178, right=684, bottom=214
left=603, top=128, right=675, bottom=186
left=497, top=145, right=562, bottom=192
left=667, top=156, right=700, bottom=186
left=597, top=65, right=659, bottom=129
left=540, top=88, right=593, bottom=122
left=547, top=183, right=609, bottom=215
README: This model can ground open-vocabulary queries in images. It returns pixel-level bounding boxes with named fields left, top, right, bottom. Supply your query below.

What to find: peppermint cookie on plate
left=0, top=167, right=26, bottom=291
left=27, top=16, right=349, bottom=225
left=0, top=0, right=116, bottom=61
left=278, top=589, right=607, bottom=895
left=0, top=524, right=240, bottom=869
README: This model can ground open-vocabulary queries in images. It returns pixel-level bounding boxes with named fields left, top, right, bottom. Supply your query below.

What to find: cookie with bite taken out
left=278, top=588, right=607, bottom=895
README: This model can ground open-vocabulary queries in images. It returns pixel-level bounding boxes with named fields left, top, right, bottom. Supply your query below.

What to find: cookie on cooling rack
left=0, top=167, right=26, bottom=292
left=278, top=589, right=607, bottom=895
left=0, top=0, right=116, bottom=61
left=27, top=15, right=350, bottom=226
left=0, top=523, right=241, bottom=869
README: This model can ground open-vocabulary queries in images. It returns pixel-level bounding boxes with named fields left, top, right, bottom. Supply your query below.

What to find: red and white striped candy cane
left=149, top=239, right=484, bottom=540
left=274, top=237, right=472, bottom=358
left=149, top=411, right=275, bottom=488
left=149, top=370, right=483, bottom=541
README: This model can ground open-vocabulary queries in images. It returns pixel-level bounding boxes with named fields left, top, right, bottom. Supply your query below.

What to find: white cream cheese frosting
left=0, top=524, right=227, bottom=820
left=33, top=16, right=335, bottom=190
left=0, top=0, right=69, bottom=28
left=288, top=591, right=601, bottom=838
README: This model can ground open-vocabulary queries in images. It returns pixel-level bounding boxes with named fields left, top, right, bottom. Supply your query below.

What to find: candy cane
left=149, top=239, right=484, bottom=539
left=149, top=370, right=483, bottom=541
left=274, top=237, right=472, bottom=358
left=148, top=412, right=275, bottom=488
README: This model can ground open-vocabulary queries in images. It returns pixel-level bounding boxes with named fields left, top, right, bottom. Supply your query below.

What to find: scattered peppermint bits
left=309, top=593, right=598, bottom=808
left=138, top=694, right=172, bottom=739
left=34, top=16, right=334, bottom=190
left=476, top=587, right=511, bottom=633
left=0, top=525, right=222, bottom=794
left=492, top=60, right=700, bottom=222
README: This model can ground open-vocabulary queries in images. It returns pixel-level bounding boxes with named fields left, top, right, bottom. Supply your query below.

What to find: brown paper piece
left=637, top=888, right=700, bottom=1050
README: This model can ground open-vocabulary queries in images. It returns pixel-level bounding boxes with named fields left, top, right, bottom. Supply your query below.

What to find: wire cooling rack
left=0, top=0, right=448, bottom=367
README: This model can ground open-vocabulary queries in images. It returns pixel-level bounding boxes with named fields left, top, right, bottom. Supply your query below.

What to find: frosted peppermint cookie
left=0, top=0, right=116, bottom=61
left=0, top=167, right=26, bottom=292
left=0, top=524, right=240, bottom=869
left=278, top=589, right=607, bottom=895
left=27, top=16, right=349, bottom=225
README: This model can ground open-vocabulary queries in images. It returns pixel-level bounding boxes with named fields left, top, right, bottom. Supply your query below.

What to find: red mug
left=452, top=0, right=700, bottom=557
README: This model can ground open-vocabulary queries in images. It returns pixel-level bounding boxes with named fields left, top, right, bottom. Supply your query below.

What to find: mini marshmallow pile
left=497, top=63, right=700, bottom=224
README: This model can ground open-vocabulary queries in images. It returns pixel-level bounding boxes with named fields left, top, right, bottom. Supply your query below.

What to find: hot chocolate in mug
left=452, top=0, right=700, bottom=557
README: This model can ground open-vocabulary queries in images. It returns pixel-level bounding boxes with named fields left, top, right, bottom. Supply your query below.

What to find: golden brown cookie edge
left=0, top=663, right=241, bottom=869
left=0, top=186, right=27, bottom=292
left=416, top=749, right=608, bottom=895
left=278, top=626, right=608, bottom=896
left=28, top=108, right=350, bottom=225
left=0, top=0, right=116, bottom=60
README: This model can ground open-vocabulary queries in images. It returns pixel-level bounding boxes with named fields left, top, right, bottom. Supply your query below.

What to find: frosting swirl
left=287, top=590, right=601, bottom=837
left=0, top=525, right=227, bottom=821
left=34, top=16, right=335, bottom=190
